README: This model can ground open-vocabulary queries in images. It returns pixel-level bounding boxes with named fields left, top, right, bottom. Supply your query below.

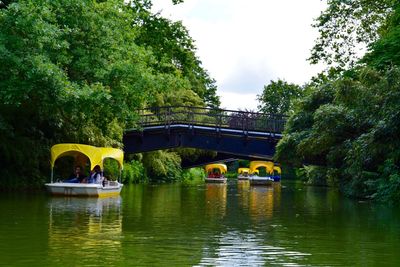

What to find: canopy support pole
left=51, top=168, right=54, bottom=183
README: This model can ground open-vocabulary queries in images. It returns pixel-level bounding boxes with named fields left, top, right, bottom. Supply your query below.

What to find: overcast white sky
left=152, top=0, right=327, bottom=110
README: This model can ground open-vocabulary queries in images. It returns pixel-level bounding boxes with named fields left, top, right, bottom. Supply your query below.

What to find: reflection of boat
left=48, top=196, right=122, bottom=216
left=249, top=186, right=274, bottom=219
left=205, top=164, right=227, bottom=183
left=205, top=183, right=227, bottom=217
left=47, top=196, right=123, bottom=266
left=237, top=168, right=250, bottom=180
left=237, top=179, right=250, bottom=210
left=45, top=144, right=124, bottom=197
left=249, top=161, right=274, bottom=186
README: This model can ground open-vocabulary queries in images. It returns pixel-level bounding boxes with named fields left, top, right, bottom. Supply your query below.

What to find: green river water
left=1, top=181, right=400, bottom=266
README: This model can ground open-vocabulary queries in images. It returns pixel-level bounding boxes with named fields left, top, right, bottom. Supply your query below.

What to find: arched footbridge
left=123, top=106, right=287, bottom=168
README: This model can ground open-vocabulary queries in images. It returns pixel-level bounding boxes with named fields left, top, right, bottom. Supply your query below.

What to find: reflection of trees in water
left=47, top=197, right=123, bottom=266
left=120, top=184, right=207, bottom=266
left=205, top=184, right=227, bottom=218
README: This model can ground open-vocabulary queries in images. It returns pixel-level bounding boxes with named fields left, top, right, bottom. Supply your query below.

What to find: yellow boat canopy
left=273, top=166, right=282, bottom=174
left=238, top=168, right=250, bottom=174
left=249, top=161, right=274, bottom=174
left=205, top=163, right=227, bottom=174
left=50, top=143, right=124, bottom=170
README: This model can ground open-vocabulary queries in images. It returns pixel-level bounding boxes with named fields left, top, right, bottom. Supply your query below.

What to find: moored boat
left=45, top=144, right=124, bottom=197
left=237, top=167, right=250, bottom=180
left=249, top=175, right=274, bottom=186
left=272, top=166, right=282, bottom=182
left=46, top=181, right=123, bottom=197
left=249, top=161, right=275, bottom=186
left=205, top=163, right=227, bottom=183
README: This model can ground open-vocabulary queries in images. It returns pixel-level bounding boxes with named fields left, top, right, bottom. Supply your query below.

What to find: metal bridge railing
left=136, top=106, right=287, bottom=134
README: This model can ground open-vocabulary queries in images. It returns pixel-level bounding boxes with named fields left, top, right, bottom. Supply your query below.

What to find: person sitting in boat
left=87, top=165, right=103, bottom=184
left=64, top=166, right=85, bottom=183
left=213, top=169, right=221, bottom=178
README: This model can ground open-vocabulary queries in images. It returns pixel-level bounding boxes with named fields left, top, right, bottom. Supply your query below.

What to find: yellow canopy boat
left=205, top=163, right=227, bottom=183
left=237, top=167, right=250, bottom=180
left=46, top=143, right=124, bottom=197
left=272, top=166, right=282, bottom=182
left=249, top=161, right=275, bottom=186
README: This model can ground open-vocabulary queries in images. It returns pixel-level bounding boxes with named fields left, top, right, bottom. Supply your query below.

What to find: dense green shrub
left=122, top=160, right=147, bottom=184
left=277, top=67, right=400, bottom=201
left=181, top=168, right=205, bottom=185
left=296, top=166, right=328, bottom=186
left=142, top=151, right=182, bottom=183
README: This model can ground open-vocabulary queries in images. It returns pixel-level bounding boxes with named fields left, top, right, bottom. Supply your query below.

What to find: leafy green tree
left=0, top=0, right=202, bottom=188
left=132, top=2, right=220, bottom=108
left=276, top=67, right=400, bottom=201
left=142, top=150, right=182, bottom=182
left=310, top=0, right=396, bottom=68
left=275, top=0, right=400, bottom=203
left=363, top=6, right=400, bottom=70
left=257, top=79, right=303, bottom=115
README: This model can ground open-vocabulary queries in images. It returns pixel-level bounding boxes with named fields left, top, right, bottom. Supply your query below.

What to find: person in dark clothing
left=87, top=165, right=103, bottom=184
left=64, top=166, right=85, bottom=183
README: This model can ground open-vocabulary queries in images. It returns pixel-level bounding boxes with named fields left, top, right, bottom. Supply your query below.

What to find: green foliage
left=257, top=79, right=303, bottom=115
left=310, top=0, right=396, bottom=68
left=372, top=159, right=400, bottom=202
left=122, top=160, right=147, bottom=184
left=0, top=0, right=147, bottom=187
left=224, top=172, right=238, bottom=179
left=296, top=166, right=328, bottom=186
left=270, top=0, right=400, bottom=203
left=278, top=66, right=400, bottom=201
left=363, top=6, right=400, bottom=70
left=103, top=158, right=121, bottom=181
left=0, top=0, right=217, bottom=188
left=152, top=89, right=205, bottom=107
left=237, top=160, right=250, bottom=168
left=132, top=1, right=220, bottom=108
left=181, top=167, right=205, bottom=185
left=142, top=151, right=182, bottom=183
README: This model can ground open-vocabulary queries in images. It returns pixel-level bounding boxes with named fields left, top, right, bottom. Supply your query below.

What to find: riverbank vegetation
left=0, top=0, right=219, bottom=189
left=257, top=1, right=400, bottom=202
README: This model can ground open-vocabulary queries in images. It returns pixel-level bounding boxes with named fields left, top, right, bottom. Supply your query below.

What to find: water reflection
left=2, top=183, right=400, bottom=266
left=196, top=230, right=310, bottom=266
left=237, top=181, right=250, bottom=210
left=47, top=197, right=123, bottom=266
left=237, top=183, right=281, bottom=221
left=249, top=186, right=274, bottom=220
left=205, top=184, right=227, bottom=218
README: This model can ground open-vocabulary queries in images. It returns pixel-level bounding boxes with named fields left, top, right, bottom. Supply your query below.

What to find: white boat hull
left=249, top=176, right=274, bottom=186
left=237, top=175, right=249, bottom=180
left=205, top=177, right=227, bottom=183
left=45, top=182, right=123, bottom=197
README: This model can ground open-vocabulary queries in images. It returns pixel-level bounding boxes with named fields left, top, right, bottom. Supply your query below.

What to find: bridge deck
left=123, top=106, right=287, bottom=162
